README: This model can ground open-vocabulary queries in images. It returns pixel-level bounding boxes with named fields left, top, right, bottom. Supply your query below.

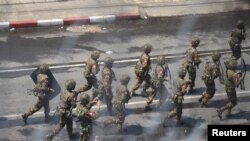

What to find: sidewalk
left=0, top=0, right=249, bottom=29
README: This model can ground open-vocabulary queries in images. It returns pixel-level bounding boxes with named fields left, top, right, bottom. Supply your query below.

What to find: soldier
left=22, top=64, right=54, bottom=124
left=162, top=68, right=190, bottom=126
left=77, top=51, right=101, bottom=93
left=46, top=79, right=78, bottom=141
left=217, top=59, right=244, bottom=120
left=145, top=56, right=170, bottom=111
left=98, top=57, right=116, bottom=115
left=104, top=74, right=131, bottom=133
left=76, top=93, right=100, bottom=141
left=182, top=37, right=201, bottom=92
left=131, top=44, right=152, bottom=96
left=229, top=20, right=246, bottom=60
left=198, top=52, right=222, bottom=107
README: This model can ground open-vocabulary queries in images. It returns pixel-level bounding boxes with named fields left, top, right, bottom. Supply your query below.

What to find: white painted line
left=89, top=16, right=104, bottom=23
left=1, top=90, right=250, bottom=119
left=103, top=15, right=116, bottom=22
left=37, top=19, right=63, bottom=26
left=0, top=22, right=10, bottom=29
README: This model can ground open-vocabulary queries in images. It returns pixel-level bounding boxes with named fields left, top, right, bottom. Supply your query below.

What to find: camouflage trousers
left=23, top=96, right=50, bottom=121
left=164, top=95, right=183, bottom=121
left=146, top=82, right=168, bottom=109
left=80, top=124, right=92, bottom=141
left=218, top=87, right=237, bottom=116
left=199, top=80, right=215, bottom=106
left=78, top=75, right=99, bottom=93
left=131, top=73, right=151, bottom=94
left=187, top=65, right=196, bottom=90
left=47, top=109, right=73, bottom=139
left=104, top=103, right=125, bottom=132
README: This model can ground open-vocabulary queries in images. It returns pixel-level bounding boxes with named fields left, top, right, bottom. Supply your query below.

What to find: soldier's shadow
left=224, top=110, right=250, bottom=121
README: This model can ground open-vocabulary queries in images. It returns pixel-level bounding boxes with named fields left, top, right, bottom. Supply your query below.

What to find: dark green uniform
left=145, top=56, right=169, bottom=110
left=78, top=51, right=100, bottom=93
left=46, top=79, right=78, bottom=141
left=229, top=20, right=246, bottom=60
left=162, top=68, right=189, bottom=126
left=22, top=73, right=54, bottom=124
left=131, top=44, right=152, bottom=96
left=77, top=93, right=99, bottom=141
left=182, top=37, right=201, bottom=91
left=217, top=59, right=243, bottom=119
left=199, top=52, right=221, bottom=106
left=104, top=74, right=130, bottom=133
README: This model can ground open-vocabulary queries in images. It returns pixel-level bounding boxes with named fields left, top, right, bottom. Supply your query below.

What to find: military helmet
left=79, top=93, right=90, bottom=105
left=157, top=55, right=166, bottom=65
left=65, top=79, right=76, bottom=91
left=38, top=64, right=49, bottom=74
left=211, top=51, right=221, bottom=61
left=143, top=44, right=152, bottom=54
left=104, top=57, right=114, bottom=68
left=120, top=74, right=130, bottom=85
left=191, top=37, right=200, bottom=47
left=178, top=67, right=187, bottom=78
left=37, top=74, right=48, bottom=83
left=225, top=58, right=237, bottom=69
left=91, top=51, right=101, bottom=60
left=236, top=20, right=245, bottom=29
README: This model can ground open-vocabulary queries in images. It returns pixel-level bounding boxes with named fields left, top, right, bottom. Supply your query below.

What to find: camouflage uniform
left=145, top=56, right=169, bottom=110
left=229, top=20, right=246, bottom=60
left=104, top=74, right=131, bottom=133
left=22, top=64, right=54, bottom=124
left=217, top=59, right=243, bottom=119
left=131, top=44, right=152, bottom=96
left=162, top=68, right=189, bottom=126
left=77, top=51, right=100, bottom=93
left=182, top=37, right=201, bottom=91
left=98, top=57, right=116, bottom=115
left=46, top=79, right=78, bottom=141
left=77, top=93, right=99, bottom=141
left=199, top=52, right=221, bottom=107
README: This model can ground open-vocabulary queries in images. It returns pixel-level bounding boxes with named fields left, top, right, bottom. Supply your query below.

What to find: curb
left=0, top=13, right=140, bottom=30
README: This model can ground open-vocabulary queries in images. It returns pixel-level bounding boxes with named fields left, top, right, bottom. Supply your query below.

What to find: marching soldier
left=229, top=20, right=246, bottom=60
left=104, top=74, right=131, bottom=133
left=77, top=51, right=101, bottom=93
left=98, top=57, right=116, bottom=115
left=182, top=37, right=201, bottom=92
left=22, top=64, right=54, bottom=124
left=217, top=59, right=244, bottom=119
left=198, top=52, right=222, bottom=107
left=76, top=93, right=100, bottom=141
left=46, top=79, right=78, bottom=141
left=145, top=56, right=170, bottom=111
left=131, top=44, right=152, bottom=96
left=162, top=68, right=190, bottom=126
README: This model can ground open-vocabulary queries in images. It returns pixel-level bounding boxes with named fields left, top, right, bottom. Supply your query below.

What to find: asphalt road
left=0, top=11, right=250, bottom=141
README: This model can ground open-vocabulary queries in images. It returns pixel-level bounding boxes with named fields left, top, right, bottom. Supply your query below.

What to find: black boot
left=46, top=134, right=53, bottom=141
left=22, top=114, right=28, bottom=125
left=217, top=109, right=222, bottom=120
left=69, top=132, right=78, bottom=140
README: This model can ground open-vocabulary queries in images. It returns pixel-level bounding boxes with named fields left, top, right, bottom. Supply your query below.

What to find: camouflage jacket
left=185, top=46, right=201, bottom=65
left=224, top=69, right=242, bottom=88
left=83, top=57, right=100, bottom=77
left=76, top=104, right=97, bottom=126
left=202, top=61, right=220, bottom=82
left=230, top=27, right=246, bottom=44
left=58, top=89, right=77, bottom=111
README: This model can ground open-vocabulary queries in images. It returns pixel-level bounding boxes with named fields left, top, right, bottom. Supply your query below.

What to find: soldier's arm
left=233, top=73, right=243, bottom=87
left=111, top=69, right=117, bottom=81
left=83, top=62, right=92, bottom=77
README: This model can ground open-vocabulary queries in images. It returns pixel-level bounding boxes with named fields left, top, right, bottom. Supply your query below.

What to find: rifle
left=218, top=60, right=224, bottom=84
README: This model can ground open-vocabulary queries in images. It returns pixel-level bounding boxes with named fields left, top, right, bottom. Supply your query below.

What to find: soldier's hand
left=49, top=88, right=55, bottom=92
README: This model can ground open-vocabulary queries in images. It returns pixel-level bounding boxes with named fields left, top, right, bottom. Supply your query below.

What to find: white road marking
left=1, top=90, right=249, bottom=119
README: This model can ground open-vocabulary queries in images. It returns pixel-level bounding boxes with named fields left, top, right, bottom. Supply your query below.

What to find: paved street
left=0, top=10, right=250, bottom=141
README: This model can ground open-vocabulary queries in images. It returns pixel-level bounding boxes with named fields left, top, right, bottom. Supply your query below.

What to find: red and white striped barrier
left=0, top=13, right=140, bottom=29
